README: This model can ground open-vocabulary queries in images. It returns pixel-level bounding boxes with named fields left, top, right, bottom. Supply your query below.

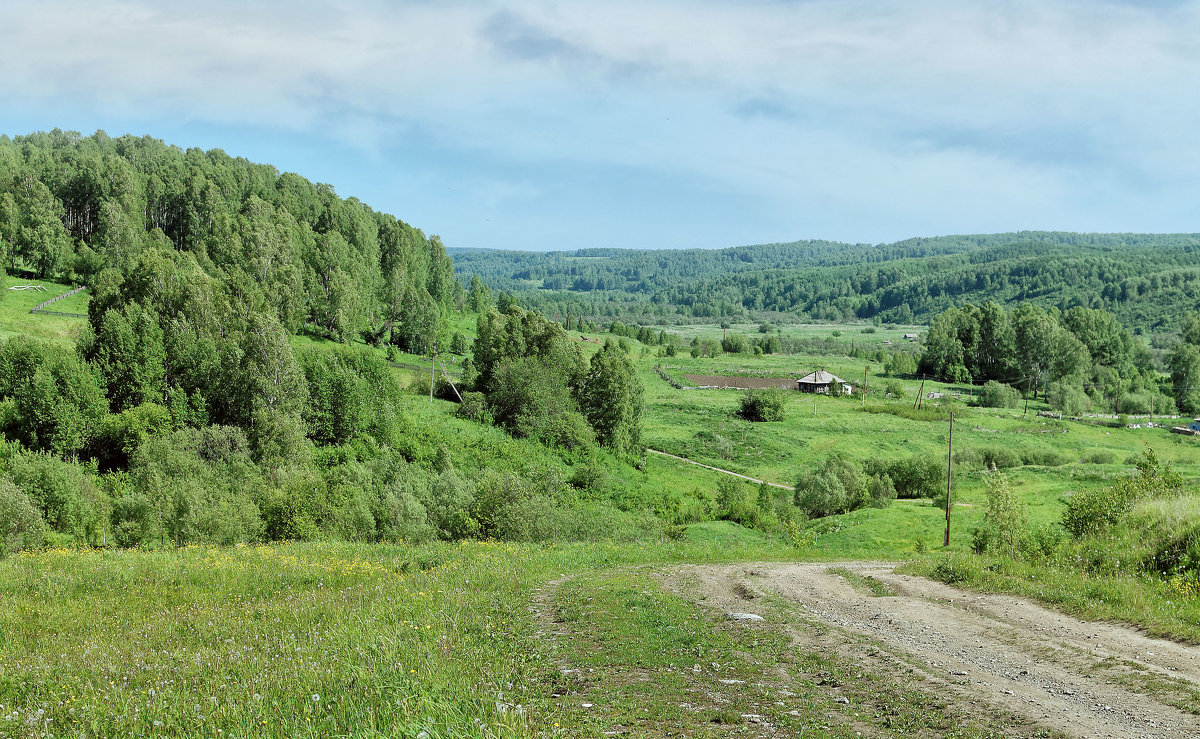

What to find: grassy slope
left=0, top=277, right=88, bottom=345
left=5, top=308, right=1200, bottom=734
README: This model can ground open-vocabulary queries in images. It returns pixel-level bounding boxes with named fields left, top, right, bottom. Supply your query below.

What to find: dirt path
left=647, top=448, right=795, bottom=490
left=672, top=562, right=1200, bottom=739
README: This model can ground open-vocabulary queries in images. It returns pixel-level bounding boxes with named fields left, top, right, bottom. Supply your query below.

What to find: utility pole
left=944, top=412, right=954, bottom=548
left=1023, top=375, right=1032, bottom=418
left=915, top=375, right=926, bottom=409
left=863, top=365, right=868, bottom=407
left=430, top=343, right=436, bottom=403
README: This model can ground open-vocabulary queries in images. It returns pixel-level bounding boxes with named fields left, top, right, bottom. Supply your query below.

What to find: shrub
left=455, top=392, right=491, bottom=423
left=867, top=473, right=898, bottom=508
left=794, top=453, right=872, bottom=518
left=738, top=387, right=787, bottom=422
left=978, top=446, right=1022, bottom=470
left=421, top=469, right=479, bottom=540
left=1062, top=447, right=1181, bottom=538
left=0, top=476, right=47, bottom=555
left=1084, top=450, right=1115, bottom=465
left=129, top=427, right=265, bottom=546
left=7, top=451, right=107, bottom=544
left=720, top=333, right=748, bottom=354
left=568, top=462, right=607, bottom=493
left=716, top=478, right=758, bottom=528
left=1048, top=381, right=1091, bottom=416
left=865, top=456, right=946, bottom=499
left=973, top=469, right=1027, bottom=557
left=110, top=492, right=155, bottom=548
left=1020, top=449, right=1068, bottom=467
left=977, top=380, right=1020, bottom=409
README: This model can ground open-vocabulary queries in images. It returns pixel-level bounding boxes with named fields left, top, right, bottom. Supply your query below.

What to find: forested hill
left=451, top=232, right=1200, bottom=332
left=1, top=129, right=456, bottom=348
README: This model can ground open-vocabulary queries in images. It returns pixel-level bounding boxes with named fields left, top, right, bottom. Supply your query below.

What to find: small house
left=904, top=333, right=919, bottom=342
left=797, top=370, right=853, bottom=395
left=1189, top=418, right=1200, bottom=433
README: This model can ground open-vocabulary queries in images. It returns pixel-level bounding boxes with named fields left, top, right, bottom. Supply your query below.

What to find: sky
left=2, top=0, right=1199, bottom=251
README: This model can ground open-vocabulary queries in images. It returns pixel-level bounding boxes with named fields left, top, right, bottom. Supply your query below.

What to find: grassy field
left=3, top=531, right=1039, bottom=738
left=0, top=277, right=89, bottom=345
left=0, top=534, right=802, bottom=738
left=5, top=311, right=1200, bottom=735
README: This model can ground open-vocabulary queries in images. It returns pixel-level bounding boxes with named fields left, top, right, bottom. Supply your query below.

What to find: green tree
left=467, top=274, right=493, bottom=313
left=977, top=469, right=1026, bottom=557
left=1169, top=343, right=1200, bottom=415
left=578, top=342, right=644, bottom=452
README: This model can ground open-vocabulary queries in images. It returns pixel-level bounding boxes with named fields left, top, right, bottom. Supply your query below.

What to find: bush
left=455, top=392, right=491, bottom=423
left=973, top=469, right=1027, bottom=557
left=794, top=453, right=873, bottom=518
left=568, top=462, right=607, bottom=493
left=110, top=492, right=155, bottom=547
left=1062, top=447, right=1181, bottom=538
left=1020, top=449, right=1068, bottom=467
left=867, top=473, right=898, bottom=508
left=0, top=476, right=47, bottom=555
left=1084, top=450, right=1115, bottom=465
left=1048, top=381, right=1091, bottom=416
left=978, top=446, right=1022, bottom=470
left=7, top=451, right=107, bottom=544
left=421, top=469, right=479, bottom=540
left=977, top=380, right=1020, bottom=409
left=721, top=333, right=749, bottom=354
left=738, top=387, right=787, bottom=422
left=865, top=456, right=945, bottom=499
left=716, top=478, right=758, bottom=528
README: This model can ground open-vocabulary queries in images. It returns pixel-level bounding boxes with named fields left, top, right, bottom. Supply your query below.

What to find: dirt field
left=669, top=562, right=1200, bottom=738
left=683, top=374, right=797, bottom=390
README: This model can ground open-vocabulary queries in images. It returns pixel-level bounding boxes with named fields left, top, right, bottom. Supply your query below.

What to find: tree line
left=453, top=232, right=1200, bottom=332
left=918, top=302, right=1180, bottom=416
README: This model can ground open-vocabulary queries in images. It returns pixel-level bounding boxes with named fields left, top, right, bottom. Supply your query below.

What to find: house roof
left=797, top=370, right=848, bottom=385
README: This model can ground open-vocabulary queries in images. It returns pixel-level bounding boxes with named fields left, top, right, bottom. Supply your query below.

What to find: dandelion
left=312, top=694, right=320, bottom=703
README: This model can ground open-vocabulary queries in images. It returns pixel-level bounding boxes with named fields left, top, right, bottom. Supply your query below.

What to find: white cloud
left=2, top=0, right=1198, bottom=246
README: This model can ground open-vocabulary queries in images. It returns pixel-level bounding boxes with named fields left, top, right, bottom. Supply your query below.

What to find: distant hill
left=450, top=232, right=1200, bottom=333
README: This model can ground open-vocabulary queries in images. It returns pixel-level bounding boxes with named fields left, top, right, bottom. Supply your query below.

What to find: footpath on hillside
left=647, top=448, right=795, bottom=490
left=670, top=562, right=1200, bottom=738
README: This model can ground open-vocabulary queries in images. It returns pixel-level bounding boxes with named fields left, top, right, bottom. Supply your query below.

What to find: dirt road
left=672, top=562, right=1200, bottom=738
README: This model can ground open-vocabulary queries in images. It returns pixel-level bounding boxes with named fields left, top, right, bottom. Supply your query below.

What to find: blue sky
left=2, top=0, right=1199, bottom=251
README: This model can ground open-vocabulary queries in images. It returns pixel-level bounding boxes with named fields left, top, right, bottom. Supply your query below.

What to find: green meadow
left=5, top=306, right=1200, bottom=736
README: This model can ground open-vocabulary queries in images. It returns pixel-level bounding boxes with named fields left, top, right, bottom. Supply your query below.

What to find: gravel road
left=675, top=562, right=1200, bottom=738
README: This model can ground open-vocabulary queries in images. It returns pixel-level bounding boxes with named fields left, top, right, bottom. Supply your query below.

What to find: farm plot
left=683, top=374, right=796, bottom=389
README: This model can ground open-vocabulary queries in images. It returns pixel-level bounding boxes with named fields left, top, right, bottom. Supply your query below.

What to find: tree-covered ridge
left=453, top=233, right=1200, bottom=331
left=0, top=129, right=659, bottom=555
left=0, top=129, right=456, bottom=349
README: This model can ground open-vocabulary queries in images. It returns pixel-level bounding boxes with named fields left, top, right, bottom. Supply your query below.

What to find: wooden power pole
left=944, top=412, right=954, bottom=547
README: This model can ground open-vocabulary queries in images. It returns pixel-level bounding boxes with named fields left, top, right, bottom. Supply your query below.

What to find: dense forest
left=0, top=130, right=640, bottom=554
left=452, top=233, right=1200, bottom=332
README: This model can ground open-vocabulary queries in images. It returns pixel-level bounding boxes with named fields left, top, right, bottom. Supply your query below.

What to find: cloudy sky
left=2, top=0, right=1198, bottom=251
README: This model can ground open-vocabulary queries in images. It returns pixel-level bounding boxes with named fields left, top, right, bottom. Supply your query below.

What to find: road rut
left=674, top=562, right=1200, bottom=738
